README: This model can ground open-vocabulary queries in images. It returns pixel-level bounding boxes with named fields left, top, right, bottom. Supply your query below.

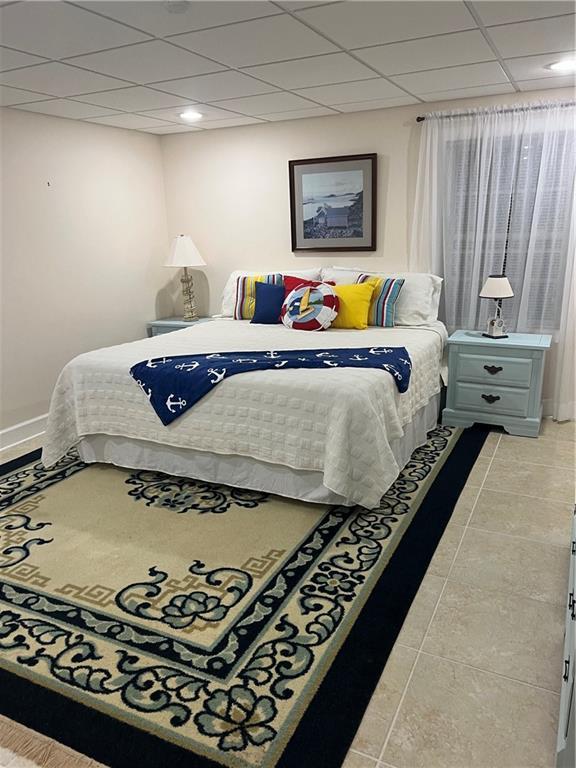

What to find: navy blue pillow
left=251, top=280, right=285, bottom=324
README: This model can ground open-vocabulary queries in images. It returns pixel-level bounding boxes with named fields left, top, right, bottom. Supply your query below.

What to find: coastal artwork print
left=289, top=153, right=377, bottom=251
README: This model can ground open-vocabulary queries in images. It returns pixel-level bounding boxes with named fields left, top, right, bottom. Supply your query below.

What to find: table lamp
left=165, top=234, right=206, bottom=321
left=479, top=275, right=514, bottom=338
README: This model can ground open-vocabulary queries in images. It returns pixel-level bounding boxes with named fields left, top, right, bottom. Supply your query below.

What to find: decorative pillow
left=233, top=273, right=282, bottom=320
left=356, top=274, right=405, bottom=327
left=282, top=275, right=333, bottom=299
left=221, top=269, right=321, bottom=316
left=331, top=282, right=375, bottom=330
left=281, top=283, right=339, bottom=331
left=251, top=281, right=285, bottom=325
left=325, top=267, right=442, bottom=325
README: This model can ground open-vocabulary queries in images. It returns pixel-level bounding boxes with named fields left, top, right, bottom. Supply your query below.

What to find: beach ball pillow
left=281, top=282, right=339, bottom=331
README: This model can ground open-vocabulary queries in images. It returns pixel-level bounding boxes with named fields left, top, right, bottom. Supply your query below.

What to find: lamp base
left=483, top=310, right=508, bottom=339
left=181, top=267, right=198, bottom=322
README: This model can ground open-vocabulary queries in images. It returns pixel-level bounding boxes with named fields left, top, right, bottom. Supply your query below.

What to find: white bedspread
left=43, top=320, right=447, bottom=508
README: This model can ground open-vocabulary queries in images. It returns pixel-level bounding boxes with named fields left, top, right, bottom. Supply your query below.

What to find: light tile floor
left=344, top=420, right=575, bottom=768
left=0, top=424, right=574, bottom=768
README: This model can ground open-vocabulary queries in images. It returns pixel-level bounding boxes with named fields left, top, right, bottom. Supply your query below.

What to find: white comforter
left=43, top=320, right=447, bottom=508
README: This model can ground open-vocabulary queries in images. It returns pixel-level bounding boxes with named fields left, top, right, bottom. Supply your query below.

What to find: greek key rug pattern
left=0, top=426, right=460, bottom=768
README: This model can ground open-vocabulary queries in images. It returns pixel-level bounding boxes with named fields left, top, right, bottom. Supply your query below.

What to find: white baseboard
left=0, top=413, right=47, bottom=451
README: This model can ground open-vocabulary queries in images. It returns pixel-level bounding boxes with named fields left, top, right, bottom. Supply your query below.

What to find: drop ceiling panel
left=517, top=75, right=576, bottom=91
left=355, top=30, right=495, bottom=75
left=195, top=115, right=264, bottom=128
left=0, top=46, right=47, bottom=71
left=278, top=2, right=338, bottom=9
left=0, top=62, right=130, bottom=97
left=68, top=40, right=224, bottom=85
left=0, top=84, right=52, bottom=106
left=15, top=99, right=119, bottom=119
left=472, top=1, right=574, bottom=26
left=152, top=70, right=278, bottom=101
left=214, top=91, right=316, bottom=115
left=142, top=124, right=202, bottom=134
left=78, top=1, right=281, bottom=37
left=72, top=86, right=193, bottom=112
left=0, top=2, right=150, bottom=59
left=487, top=15, right=576, bottom=59
left=244, top=52, right=377, bottom=90
left=260, top=106, right=337, bottom=120
left=88, top=113, right=171, bottom=129
left=139, top=103, right=237, bottom=122
left=391, top=61, right=509, bottom=94
left=505, top=52, right=576, bottom=81
left=334, top=95, right=419, bottom=111
left=296, top=77, right=407, bottom=106
left=419, top=82, right=516, bottom=102
left=297, top=2, right=476, bottom=49
left=172, top=14, right=337, bottom=67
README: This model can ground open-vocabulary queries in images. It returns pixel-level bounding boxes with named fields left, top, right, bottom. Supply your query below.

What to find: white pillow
left=320, top=267, right=362, bottom=285
left=323, top=266, right=442, bottom=325
left=221, top=269, right=321, bottom=316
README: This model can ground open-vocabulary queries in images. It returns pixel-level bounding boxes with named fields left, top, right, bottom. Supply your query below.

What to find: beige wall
left=161, top=87, right=573, bottom=316
left=0, top=108, right=173, bottom=430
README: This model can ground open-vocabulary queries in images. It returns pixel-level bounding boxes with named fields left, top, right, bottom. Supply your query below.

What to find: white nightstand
left=442, top=330, right=552, bottom=437
left=147, top=317, right=213, bottom=337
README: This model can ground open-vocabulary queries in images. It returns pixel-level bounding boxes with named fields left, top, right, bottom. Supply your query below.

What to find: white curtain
left=410, top=102, right=576, bottom=421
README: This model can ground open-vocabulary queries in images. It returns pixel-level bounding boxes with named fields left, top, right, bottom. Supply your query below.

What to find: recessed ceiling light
left=546, top=57, right=576, bottom=73
left=179, top=109, right=203, bottom=122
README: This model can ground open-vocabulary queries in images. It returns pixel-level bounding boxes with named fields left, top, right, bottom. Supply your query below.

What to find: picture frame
left=289, top=153, right=377, bottom=252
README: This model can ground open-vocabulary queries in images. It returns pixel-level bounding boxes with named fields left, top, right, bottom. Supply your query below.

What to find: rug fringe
left=0, top=715, right=106, bottom=767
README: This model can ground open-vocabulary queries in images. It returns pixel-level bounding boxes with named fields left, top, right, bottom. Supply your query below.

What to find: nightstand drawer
left=457, top=352, right=533, bottom=388
left=454, top=382, right=530, bottom=417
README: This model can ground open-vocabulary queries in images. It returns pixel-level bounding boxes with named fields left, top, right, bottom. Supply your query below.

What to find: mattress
left=43, top=319, right=447, bottom=509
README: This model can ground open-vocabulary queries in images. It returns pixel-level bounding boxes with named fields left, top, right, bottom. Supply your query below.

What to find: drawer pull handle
left=570, top=592, right=575, bottom=611
left=484, top=365, right=503, bottom=375
left=481, top=394, right=501, bottom=404
left=572, top=540, right=576, bottom=555
left=563, top=658, right=570, bottom=681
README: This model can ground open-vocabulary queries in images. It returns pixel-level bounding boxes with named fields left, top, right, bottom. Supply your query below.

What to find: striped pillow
left=356, top=274, right=405, bottom=327
left=233, top=273, right=283, bottom=319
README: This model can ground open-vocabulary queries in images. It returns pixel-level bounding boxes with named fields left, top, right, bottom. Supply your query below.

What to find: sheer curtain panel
left=410, top=102, right=576, bottom=421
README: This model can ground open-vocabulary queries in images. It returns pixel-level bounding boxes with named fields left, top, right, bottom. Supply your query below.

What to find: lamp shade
left=165, top=234, right=206, bottom=267
left=479, top=275, right=514, bottom=299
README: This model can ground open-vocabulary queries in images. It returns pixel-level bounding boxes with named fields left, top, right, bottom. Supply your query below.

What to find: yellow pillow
left=332, top=282, right=375, bottom=330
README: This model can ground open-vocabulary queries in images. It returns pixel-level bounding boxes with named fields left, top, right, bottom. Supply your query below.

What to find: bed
left=42, top=318, right=447, bottom=509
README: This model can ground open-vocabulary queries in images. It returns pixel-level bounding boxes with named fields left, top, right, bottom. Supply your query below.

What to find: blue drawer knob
left=484, top=365, right=503, bottom=375
left=481, top=394, right=501, bottom=404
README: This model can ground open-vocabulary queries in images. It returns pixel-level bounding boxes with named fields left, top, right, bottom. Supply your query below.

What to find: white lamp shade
left=479, top=275, right=514, bottom=299
left=165, top=234, right=206, bottom=267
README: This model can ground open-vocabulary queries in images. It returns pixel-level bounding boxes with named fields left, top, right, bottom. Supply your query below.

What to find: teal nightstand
left=147, top=317, right=213, bottom=337
left=442, top=330, right=552, bottom=437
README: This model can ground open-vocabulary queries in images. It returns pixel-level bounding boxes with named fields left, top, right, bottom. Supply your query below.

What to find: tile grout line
left=415, top=648, right=562, bottom=696
left=349, top=747, right=379, bottom=763
left=377, top=432, right=499, bottom=764
left=464, top=521, right=573, bottom=549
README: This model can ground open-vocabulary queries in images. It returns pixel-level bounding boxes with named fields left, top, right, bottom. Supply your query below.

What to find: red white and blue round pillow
left=281, top=282, right=339, bottom=331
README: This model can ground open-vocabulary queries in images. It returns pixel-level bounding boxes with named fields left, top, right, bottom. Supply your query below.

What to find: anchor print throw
left=130, top=347, right=412, bottom=425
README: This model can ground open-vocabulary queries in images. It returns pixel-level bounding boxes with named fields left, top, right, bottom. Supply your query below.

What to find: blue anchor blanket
left=130, top=347, right=412, bottom=425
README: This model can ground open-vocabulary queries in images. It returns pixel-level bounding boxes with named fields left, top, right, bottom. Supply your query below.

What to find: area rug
left=0, top=424, right=487, bottom=768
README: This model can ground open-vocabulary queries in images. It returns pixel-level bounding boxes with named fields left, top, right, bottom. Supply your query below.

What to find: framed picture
left=289, top=153, right=377, bottom=252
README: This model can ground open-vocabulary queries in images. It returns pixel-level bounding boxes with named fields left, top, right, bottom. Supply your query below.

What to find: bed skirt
left=77, top=393, right=440, bottom=507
